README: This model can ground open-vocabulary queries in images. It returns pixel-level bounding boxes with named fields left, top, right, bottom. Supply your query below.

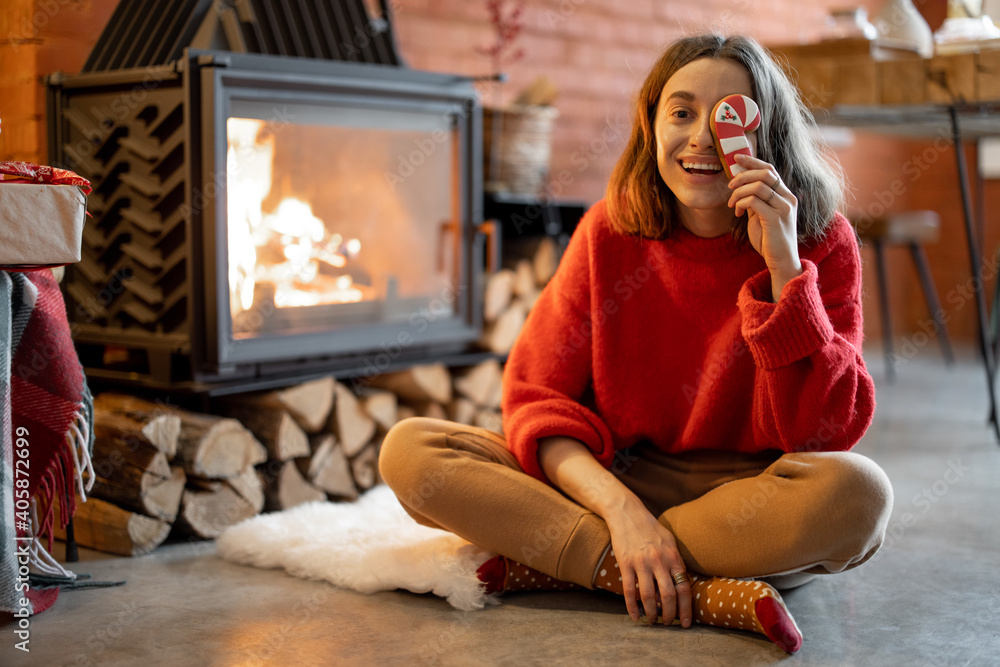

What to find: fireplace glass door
left=202, top=61, right=481, bottom=369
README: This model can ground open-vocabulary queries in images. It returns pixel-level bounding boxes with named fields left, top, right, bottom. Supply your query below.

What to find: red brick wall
left=1, top=0, right=994, bottom=346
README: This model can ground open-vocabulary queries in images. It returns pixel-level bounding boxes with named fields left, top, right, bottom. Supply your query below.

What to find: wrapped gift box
left=0, top=183, right=88, bottom=268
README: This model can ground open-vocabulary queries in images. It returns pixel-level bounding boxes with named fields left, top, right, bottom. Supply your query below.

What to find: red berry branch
left=477, top=0, right=526, bottom=77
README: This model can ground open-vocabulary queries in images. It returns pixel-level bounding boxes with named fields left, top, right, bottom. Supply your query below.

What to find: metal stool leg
left=873, top=238, right=895, bottom=382
left=909, top=242, right=954, bottom=365
left=949, top=106, right=1000, bottom=440
left=991, top=247, right=1000, bottom=361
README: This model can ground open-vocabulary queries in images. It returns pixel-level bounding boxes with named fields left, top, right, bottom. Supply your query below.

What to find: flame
left=226, top=118, right=365, bottom=319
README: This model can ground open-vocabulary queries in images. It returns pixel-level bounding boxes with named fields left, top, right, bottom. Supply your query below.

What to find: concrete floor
left=3, top=346, right=1000, bottom=666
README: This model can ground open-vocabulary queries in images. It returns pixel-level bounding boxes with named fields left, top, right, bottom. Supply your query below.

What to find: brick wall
left=1, top=0, right=994, bottom=346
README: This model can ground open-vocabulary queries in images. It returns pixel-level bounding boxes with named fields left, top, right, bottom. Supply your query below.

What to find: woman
left=379, top=34, right=892, bottom=653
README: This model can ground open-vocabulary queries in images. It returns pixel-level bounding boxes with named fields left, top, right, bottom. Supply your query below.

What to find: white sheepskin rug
left=216, top=485, right=499, bottom=611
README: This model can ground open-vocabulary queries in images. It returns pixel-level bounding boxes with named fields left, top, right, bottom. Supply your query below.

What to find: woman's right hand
left=603, top=499, right=693, bottom=627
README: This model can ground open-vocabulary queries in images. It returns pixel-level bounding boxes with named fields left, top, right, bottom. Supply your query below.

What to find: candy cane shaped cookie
left=710, top=94, right=761, bottom=179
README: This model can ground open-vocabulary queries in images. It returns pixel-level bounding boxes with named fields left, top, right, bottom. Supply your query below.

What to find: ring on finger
left=765, top=189, right=776, bottom=204
left=672, top=571, right=690, bottom=585
left=770, top=174, right=780, bottom=189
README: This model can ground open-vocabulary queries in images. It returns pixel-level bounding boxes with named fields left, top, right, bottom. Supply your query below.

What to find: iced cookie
left=710, top=94, right=761, bottom=179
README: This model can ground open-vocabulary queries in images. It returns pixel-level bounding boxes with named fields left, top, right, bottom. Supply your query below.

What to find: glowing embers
left=225, top=117, right=369, bottom=327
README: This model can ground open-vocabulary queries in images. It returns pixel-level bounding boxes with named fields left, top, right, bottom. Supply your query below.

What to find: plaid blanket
left=1, top=270, right=94, bottom=615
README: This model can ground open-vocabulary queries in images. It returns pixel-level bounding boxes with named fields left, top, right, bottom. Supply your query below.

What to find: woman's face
left=653, top=57, right=756, bottom=237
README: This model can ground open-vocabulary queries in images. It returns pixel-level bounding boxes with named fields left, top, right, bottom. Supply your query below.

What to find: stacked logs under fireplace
left=69, top=362, right=499, bottom=556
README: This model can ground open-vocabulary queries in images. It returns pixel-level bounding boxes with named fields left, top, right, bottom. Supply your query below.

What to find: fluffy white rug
left=216, top=485, right=499, bottom=611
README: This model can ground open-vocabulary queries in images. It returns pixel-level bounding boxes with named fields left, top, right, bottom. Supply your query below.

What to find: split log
left=263, top=461, right=326, bottom=511
left=93, top=409, right=180, bottom=461
left=484, top=269, right=516, bottom=324
left=481, top=301, right=527, bottom=354
left=533, top=236, right=558, bottom=285
left=273, top=377, right=336, bottom=433
left=174, top=410, right=267, bottom=478
left=175, top=484, right=259, bottom=539
left=223, top=378, right=335, bottom=434
left=329, top=382, right=377, bottom=457
left=226, top=465, right=265, bottom=513
left=89, top=452, right=185, bottom=524
left=221, top=405, right=309, bottom=461
left=56, top=496, right=171, bottom=557
left=396, top=405, right=417, bottom=422
left=369, top=363, right=452, bottom=404
left=93, top=393, right=181, bottom=459
left=88, top=433, right=188, bottom=521
left=299, top=434, right=358, bottom=500
left=454, top=359, right=503, bottom=408
left=414, top=401, right=448, bottom=421
left=513, top=259, right=537, bottom=297
left=448, top=397, right=478, bottom=426
left=350, top=444, right=380, bottom=491
left=358, top=389, right=398, bottom=433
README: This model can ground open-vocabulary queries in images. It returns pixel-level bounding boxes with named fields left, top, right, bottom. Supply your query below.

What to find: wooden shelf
left=770, top=39, right=1000, bottom=111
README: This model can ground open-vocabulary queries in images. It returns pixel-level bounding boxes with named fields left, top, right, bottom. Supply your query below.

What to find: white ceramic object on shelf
left=874, top=0, right=935, bottom=57
left=825, top=7, right=879, bottom=40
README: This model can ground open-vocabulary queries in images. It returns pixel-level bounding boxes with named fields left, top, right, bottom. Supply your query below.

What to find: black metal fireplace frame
left=47, top=49, right=487, bottom=393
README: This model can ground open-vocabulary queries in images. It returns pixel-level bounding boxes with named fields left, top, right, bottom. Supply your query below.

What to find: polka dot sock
left=590, top=548, right=803, bottom=653
left=475, top=556, right=580, bottom=595
left=689, top=575, right=802, bottom=653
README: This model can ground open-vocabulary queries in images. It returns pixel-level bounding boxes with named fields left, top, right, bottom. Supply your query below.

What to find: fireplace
left=46, top=1, right=488, bottom=392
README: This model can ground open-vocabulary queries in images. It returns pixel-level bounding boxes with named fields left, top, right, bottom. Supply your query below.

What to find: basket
left=483, top=105, right=559, bottom=198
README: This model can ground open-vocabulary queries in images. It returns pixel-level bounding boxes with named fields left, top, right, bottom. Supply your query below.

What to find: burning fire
left=226, top=117, right=365, bottom=317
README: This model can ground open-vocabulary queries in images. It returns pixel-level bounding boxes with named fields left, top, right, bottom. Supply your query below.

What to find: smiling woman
left=379, top=34, right=893, bottom=655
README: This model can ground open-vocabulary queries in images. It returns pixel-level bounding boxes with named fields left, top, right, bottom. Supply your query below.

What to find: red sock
left=755, top=595, right=803, bottom=653
left=476, top=556, right=580, bottom=594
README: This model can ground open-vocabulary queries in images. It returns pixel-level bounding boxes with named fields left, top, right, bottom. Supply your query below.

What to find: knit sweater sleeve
left=736, top=213, right=875, bottom=452
left=501, top=208, right=615, bottom=482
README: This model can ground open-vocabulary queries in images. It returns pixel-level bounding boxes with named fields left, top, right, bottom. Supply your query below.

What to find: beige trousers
left=378, top=418, right=893, bottom=589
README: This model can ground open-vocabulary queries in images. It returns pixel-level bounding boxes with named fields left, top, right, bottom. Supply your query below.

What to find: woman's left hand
left=728, top=153, right=802, bottom=301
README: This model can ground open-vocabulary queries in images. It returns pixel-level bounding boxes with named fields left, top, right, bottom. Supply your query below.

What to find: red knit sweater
left=501, top=200, right=875, bottom=482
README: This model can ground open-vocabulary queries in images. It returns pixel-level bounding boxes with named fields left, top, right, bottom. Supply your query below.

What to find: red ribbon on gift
left=0, top=161, right=92, bottom=195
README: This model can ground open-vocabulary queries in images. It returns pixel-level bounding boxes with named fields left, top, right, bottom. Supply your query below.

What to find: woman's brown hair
left=606, top=34, right=845, bottom=241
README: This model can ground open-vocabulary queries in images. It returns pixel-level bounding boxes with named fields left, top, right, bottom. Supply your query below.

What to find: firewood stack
left=479, top=236, right=557, bottom=354
left=70, top=359, right=506, bottom=557
left=59, top=393, right=267, bottom=556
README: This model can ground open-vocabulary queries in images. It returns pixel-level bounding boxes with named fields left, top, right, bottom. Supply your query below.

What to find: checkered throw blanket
left=1, top=270, right=94, bottom=615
